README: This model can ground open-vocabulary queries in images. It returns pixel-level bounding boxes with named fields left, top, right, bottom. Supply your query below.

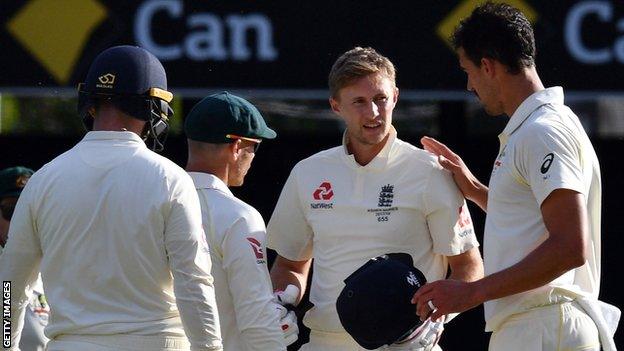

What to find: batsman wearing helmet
left=267, top=47, right=484, bottom=350
left=0, top=46, right=222, bottom=351
left=184, top=92, right=299, bottom=350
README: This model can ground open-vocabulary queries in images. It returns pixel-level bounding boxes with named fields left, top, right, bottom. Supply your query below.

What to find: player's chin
left=361, top=126, right=388, bottom=143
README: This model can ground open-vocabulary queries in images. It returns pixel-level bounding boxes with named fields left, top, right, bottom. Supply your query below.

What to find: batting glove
left=274, top=285, right=300, bottom=346
left=383, top=318, right=444, bottom=351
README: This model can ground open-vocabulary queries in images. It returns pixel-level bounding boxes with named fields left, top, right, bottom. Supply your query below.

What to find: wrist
left=466, top=179, right=486, bottom=203
left=467, top=279, right=487, bottom=307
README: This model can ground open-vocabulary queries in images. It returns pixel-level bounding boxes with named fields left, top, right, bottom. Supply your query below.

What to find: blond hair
left=328, top=47, right=396, bottom=98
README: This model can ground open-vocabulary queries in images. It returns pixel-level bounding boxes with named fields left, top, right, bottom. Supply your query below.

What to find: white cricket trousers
left=489, top=301, right=600, bottom=351
left=45, top=334, right=191, bottom=351
left=299, top=330, right=443, bottom=351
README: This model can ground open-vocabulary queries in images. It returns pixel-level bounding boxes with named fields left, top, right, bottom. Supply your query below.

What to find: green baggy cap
left=0, top=166, right=34, bottom=199
left=184, top=91, right=276, bottom=143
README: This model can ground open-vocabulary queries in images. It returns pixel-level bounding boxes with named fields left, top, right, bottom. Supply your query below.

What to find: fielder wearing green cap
left=185, top=92, right=297, bottom=351
left=0, top=166, right=34, bottom=247
left=185, top=91, right=276, bottom=146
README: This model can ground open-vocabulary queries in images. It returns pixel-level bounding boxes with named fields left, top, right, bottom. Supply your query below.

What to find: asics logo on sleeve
left=541, top=153, right=554, bottom=174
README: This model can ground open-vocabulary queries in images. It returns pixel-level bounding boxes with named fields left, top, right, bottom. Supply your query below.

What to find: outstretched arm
left=413, top=189, right=587, bottom=321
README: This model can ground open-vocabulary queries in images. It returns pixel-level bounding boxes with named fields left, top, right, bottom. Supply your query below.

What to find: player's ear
left=229, top=139, right=243, bottom=161
left=392, top=87, right=399, bottom=105
left=329, top=96, right=341, bottom=114
left=481, top=58, right=496, bottom=77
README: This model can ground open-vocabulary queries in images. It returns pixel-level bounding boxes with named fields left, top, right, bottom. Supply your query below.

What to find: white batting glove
left=273, top=285, right=300, bottom=346
left=383, top=318, right=444, bottom=351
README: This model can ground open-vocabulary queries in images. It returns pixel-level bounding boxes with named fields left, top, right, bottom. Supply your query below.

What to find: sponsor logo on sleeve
left=541, top=153, right=554, bottom=175
left=455, top=205, right=474, bottom=237
left=246, top=237, right=266, bottom=264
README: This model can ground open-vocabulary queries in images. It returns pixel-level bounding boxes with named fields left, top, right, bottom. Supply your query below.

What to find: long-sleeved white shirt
left=189, top=172, right=286, bottom=351
left=0, top=131, right=222, bottom=350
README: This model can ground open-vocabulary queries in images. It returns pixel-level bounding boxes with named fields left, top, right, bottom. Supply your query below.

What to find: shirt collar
left=502, top=86, right=564, bottom=138
left=82, top=131, right=145, bottom=144
left=187, top=172, right=233, bottom=197
left=341, top=126, right=397, bottom=171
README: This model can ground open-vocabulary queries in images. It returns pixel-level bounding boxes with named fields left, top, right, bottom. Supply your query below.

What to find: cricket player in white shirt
left=184, top=91, right=299, bottom=351
left=412, top=3, right=620, bottom=351
left=0, top=167, right=49, bottom=351
left=268, top=47, right=484, bottom=350
left=0, top=46, right=222, bottom=351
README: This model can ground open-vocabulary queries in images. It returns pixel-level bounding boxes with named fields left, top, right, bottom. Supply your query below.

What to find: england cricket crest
left=378, top=184, right=394, bottom=207
left=368, top=184, right=397, bottom=223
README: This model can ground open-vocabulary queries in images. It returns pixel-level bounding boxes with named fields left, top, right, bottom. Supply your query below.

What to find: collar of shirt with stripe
left=187, top=172, right=233, bottom=197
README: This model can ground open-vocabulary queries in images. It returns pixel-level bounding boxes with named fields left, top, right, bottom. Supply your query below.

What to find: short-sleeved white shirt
left=189, top=172, right=286, bottom=351
left=484, top=87, right=601, bottom=331
left=267, top=129, right=479, bottom=333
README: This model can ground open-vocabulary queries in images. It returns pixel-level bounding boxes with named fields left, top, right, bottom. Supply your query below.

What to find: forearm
left=447, top=248, right=484, bottom=283
left=270, top=256, right=311, bottom=304
left=467, top=181, right=489, bottom=212
left=472, top=237, right=582, bottom=303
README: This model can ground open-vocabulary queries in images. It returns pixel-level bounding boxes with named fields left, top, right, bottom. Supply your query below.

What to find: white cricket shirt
left=189, top=172, right=286, bottom=351
left=484, top=87, right=601, bottom=331
left=0, top=131, right=222, bottom=350
left=267, top=129, right=479, bottom=333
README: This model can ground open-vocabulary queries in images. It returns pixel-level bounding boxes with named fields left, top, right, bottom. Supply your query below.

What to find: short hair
left=452, top=2, right=536, bottom=74
left=328, top=47, right=396, bottom=98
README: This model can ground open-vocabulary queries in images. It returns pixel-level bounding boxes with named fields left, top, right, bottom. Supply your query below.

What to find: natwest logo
left=313, top=181, right=334, bottom=201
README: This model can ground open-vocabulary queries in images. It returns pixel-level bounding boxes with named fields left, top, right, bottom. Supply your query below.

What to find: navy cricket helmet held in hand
left=336, top=253, right=427, bottom=350
left=77, top=45, right=174, bottom=152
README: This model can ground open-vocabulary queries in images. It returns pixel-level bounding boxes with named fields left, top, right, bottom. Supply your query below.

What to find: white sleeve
left=164, top=177, right=222, bottom=351
left=423, top=165, right=479, bottom=256
left=267, top=166, right=314, bottom=261
left=0, top=181, right=42, bottom=350
left=222, top=211, right=286, bottom=351
left=515, top=122, right=585, bottom=206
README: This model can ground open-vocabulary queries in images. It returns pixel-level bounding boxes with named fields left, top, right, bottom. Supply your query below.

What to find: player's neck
left=186, top=158, right=230, bottom=185
left=501, top=67, right=544, bottom=117
left=92, top=106, right=146, bottom=135
left=347, top=134, right=389, bottom=166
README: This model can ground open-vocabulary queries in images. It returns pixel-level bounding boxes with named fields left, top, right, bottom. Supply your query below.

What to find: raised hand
left=421, top=136, right=488, bottom=211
